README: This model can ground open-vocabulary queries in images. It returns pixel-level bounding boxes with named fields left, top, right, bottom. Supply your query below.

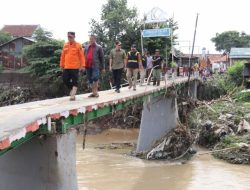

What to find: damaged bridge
left=0, top=77, right=198, bottom=190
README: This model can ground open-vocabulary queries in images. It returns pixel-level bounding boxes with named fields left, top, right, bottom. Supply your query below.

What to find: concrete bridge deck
left=0, top=77, right=194, bottom=155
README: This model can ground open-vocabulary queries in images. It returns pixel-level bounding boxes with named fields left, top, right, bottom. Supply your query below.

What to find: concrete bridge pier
left=0, top=129, right=78, bottom=190
left=190, top=80, right=198, bottom=99
left=136, top=95, right=178, bottom=152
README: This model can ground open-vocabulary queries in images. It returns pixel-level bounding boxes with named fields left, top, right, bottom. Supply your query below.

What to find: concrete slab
left=0, top=77, right=194, bottom=150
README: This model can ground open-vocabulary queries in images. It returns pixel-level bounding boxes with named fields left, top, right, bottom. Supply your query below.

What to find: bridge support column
left=0, top=129, right=78, bottom=190
left=136, top=95, right=178, bottom=152
left=190, top=80, right=198, bottom=99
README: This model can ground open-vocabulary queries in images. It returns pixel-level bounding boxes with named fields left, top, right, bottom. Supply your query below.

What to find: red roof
left=1, top=25, right=39, bottom=37
left=207, top=54, right=228, bottom=64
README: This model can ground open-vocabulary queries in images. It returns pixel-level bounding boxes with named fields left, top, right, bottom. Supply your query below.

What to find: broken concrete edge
left=0, top=87, right=173, bottom=157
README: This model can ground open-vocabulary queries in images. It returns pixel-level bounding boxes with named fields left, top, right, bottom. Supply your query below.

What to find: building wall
left=0, top=38, right=33, bottom=68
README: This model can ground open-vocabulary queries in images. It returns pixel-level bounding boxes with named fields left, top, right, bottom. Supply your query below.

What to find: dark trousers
left=62, top=69, right=79, bottom=90
left=112, top=68, right=123, bottom=90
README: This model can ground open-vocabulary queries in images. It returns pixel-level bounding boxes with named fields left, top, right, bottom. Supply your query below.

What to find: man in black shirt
left=152, top=49, right=163, bottom=86
left=126, top=44, right=142, bottom=91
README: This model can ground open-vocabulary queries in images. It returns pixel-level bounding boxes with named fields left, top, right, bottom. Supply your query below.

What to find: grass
left=213, top=134, right=250, bottom=164
left=16, top=65, right=32, bottom=73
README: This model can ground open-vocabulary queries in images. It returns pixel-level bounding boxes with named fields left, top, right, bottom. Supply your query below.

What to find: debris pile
left=189, top=97, right=250, bottom=164
left=0, top=86, right=37, bottom=106
left=95, top=142, right=135, bottom=150
left=213, top=134, right=250, bottom=164
left=92, top=104, right=143, bottom=130
left=143, top=124, right=193, bottom=160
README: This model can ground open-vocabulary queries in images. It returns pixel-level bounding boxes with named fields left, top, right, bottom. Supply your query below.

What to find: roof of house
left=230, top=48, right=250, bottom=58
left=1, top=25, right=39, bottom=37
left=0, top=37, right=35, bottom=49
left=207, top=54, right=228, bottom=63
left=181, top=54, right=200, bottom=59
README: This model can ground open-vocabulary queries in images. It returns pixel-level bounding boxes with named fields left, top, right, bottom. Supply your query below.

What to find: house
left=177, top=53, right=229, bottom=73
left=170, top=49, right=199, bottom=67
left=1, top=25, right=40, bottom=38
left=230, top=48, right=250, bottom=65
left=178, top=55, right=200, bottom=67
left=206, top=54, right=229, bottom=72
left=0, top=37, right=34, bottom=68
left=0, top=25, right=39, bottom=69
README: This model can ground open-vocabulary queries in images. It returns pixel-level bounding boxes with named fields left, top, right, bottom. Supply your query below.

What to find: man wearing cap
left=85, top=34, right=105, bottom=97
left=126, top=44, right=142, bottom=91
left=109, top=41, right=126, bottom=93
left=60, top=32, right=85, bottom=101
left=152, top=49, right=163, bottom=86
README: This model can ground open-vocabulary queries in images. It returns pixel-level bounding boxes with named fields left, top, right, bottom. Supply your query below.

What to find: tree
left=33, top=28, right=53, bottom=42
left=22, top=40, right=63, bottom=77
left=89, top=0, right=178, bottom=59
left=0, top=32, right=12, bottom=45
left=22, top=38, right=67, bottom=97
left=89, top=0, right=141, bottom=54
left=211, top=31, right=250, bottom=53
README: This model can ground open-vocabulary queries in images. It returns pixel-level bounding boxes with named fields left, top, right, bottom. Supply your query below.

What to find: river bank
left=76, top=128, right=250, bottom=190
left=189, top=96, right=250, bottom=164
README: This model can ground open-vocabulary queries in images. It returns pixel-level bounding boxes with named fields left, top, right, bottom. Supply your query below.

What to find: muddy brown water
left=76, top=128, right=250, bottom=190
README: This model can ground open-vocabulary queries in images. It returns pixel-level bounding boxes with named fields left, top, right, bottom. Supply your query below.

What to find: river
left=76, top=128, right=250, bottom=190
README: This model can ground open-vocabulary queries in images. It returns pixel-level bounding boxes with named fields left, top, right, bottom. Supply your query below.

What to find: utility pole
left=187, top=13, right=199, bottom=95
left=171, top=13, right=174, bottom=63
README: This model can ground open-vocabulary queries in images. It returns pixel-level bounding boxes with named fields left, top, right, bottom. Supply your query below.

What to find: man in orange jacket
left=60, top=32, right=85, bottom=101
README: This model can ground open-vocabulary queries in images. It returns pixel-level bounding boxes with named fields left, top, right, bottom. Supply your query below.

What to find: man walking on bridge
left=60, top=32, right=85, bottom=101
left=152, top=49, right=163, bottom=86
left=109, top=41, right=126, bottom=93
left=126, top=44, right=142, bottom=91
left=85, top=35, right=105, bottom=98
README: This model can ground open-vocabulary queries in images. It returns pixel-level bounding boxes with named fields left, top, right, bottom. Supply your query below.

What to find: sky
left=1, top=0, right=250, bottom=54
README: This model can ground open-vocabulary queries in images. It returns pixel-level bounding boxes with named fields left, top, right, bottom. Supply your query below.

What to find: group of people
left=60, top=31, right=164, bottom=101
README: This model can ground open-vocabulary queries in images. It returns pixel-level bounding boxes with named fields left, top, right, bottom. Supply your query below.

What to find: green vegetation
left=227, top=60, right=245, bottom=85
left=90, top=0, right=178, bottom=56
left=20, top=28, right=67, bottom=97
left=198, top=61, right=246, bottom=100
left=169, top=61, right=177, bottom=68
left=235, top=90, right=250, bottom=102
left=89, top=0, right=141, bottom=54
left=0, top=64, right=3, bottom=73
left=189, top=62, right=250, bottom=164
left=22, top=41, right=63, bottom=78
left=0, top=32, right=12, bottom=45
left=213, top=134, right=250, bottom=164
left=211, top=31, right=250, bottom=53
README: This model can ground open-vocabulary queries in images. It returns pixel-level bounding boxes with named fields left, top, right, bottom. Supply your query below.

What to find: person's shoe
left=157, top=80, right=160, bottom=86
left=70, top=86, right=77, bottom=101
left=128, top=85, right=132, bottom=89
left=133, top=88, right=136, bottom=91
left=116, top=89, right=120, bottom=93
left=88, top=93, right=99, bottom=98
